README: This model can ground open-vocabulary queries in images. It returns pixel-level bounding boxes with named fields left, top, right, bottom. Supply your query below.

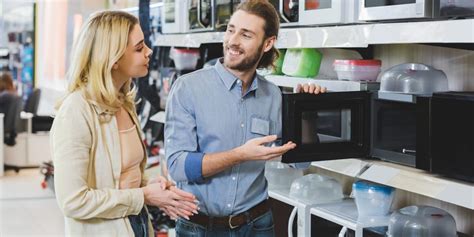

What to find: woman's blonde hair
left=58, top=10, right=139, bottom=116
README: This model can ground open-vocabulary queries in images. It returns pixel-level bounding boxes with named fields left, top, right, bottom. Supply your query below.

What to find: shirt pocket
left=250, top=115, right=271, bottom=136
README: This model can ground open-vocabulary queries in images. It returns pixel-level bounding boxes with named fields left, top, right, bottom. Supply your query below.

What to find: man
left=165, top=1, right=325, bottom=236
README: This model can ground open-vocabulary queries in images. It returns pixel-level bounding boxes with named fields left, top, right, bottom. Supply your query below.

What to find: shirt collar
left=214, top=58, right=259, bottom=94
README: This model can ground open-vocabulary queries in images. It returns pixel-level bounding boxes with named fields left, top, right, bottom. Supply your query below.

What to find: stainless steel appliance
left=431, top=92, right=474, bottom=183
left=439, top=0, right=474, bottom=18
left=188, top=0, right=237, bottom=32
left=268, top=0, right=299, bottom=27
left=359, top=0, right=437, bottom=21
left=161, top=0, right=189, bottom=34
left=281, top=88, right=433, bottom=171
left=188, top=0, right=215, bottom=32
left=298, top=0, right=360, bottom=26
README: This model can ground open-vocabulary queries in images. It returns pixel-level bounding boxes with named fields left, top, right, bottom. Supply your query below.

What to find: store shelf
left=269, top=188, right=390, bottom=237
left=155, top=19, right=474, bottom=48
left=311, top=199, right=391, bottom=237
left=367, top=19, right=474, bottom=44
left=275, top=25, right=370, bottom=48
left=155, top=31, right=224, bottom=48
left=311, top=159, right=474, bottom=210
left=265, top=75, right=379, bottom=92
left=268, top=188, right=300, bottom=207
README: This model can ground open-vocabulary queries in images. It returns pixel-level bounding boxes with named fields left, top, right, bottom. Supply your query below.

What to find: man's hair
left=236, top=0, right=280, bottom=69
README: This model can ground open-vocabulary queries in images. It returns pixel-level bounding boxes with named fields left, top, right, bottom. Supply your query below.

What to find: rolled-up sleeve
left=165, top=78, right=204, bottom=183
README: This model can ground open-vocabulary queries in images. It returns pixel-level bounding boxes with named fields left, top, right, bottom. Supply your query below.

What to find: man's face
left=223, top=10, right=269, bottom=72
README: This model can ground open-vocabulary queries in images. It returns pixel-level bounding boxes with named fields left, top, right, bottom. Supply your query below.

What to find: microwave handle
left=197, top=0, right=207, bottom=28
left=279, top=0, right=291, bottom=23
left=402, top=149, right=416, bottom=155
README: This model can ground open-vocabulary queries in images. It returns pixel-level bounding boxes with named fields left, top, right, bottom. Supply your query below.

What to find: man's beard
left=223, top=41, right=264, bottom=72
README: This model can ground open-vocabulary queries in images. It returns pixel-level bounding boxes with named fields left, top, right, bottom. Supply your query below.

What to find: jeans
left=129, top=207, right=149, bottom=237
left=175, top=210, right=275, bottom=237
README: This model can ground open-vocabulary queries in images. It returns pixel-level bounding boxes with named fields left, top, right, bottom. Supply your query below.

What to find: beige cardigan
left=50, top=91, right=153, bottom=236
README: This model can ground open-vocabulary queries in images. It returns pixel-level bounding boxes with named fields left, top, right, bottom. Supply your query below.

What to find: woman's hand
left=142, top=182, right=198, bottom=220
left=148, top=176, right=174, bottom=190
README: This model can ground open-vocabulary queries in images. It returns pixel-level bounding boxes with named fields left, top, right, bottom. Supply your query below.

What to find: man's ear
left=263, top=36, right=276, bottom=53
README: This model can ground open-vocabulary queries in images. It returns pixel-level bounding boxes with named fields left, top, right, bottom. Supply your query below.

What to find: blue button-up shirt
left=165, top=59, right=283, bottom=216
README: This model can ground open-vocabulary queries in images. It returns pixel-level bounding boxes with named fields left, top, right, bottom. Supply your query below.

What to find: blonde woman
left=50, top=11, right=198, bottom=236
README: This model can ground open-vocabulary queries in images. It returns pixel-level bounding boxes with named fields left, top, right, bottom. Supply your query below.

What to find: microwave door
left=359, top=0, right=433, bottom=21
left=280, top=0, right=299, bottom=26
left=282, top=91, right=371, bottom=163
left=215, top=0, right=232, bottom=31
left=298, top=0, right=344, bottom=25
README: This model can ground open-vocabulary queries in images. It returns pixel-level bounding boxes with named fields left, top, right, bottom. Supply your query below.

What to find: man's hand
left=296, top=83, right=327, bottom=94
left=233, top=135, right=296, bottom=161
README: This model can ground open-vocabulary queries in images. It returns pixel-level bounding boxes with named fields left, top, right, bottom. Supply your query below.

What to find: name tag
left=251, top=117, right=270, bottom=136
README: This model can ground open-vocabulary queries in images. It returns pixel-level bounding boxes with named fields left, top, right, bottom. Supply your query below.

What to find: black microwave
left=281, top=91, right=432, bottom=171
left=431, top=92, right=474, bottom=183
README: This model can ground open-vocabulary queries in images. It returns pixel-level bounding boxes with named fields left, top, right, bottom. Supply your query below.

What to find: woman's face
left=115, top=24, right=152, bottom=80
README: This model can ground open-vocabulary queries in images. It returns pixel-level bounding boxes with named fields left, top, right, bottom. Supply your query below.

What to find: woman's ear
left=113, top=63, right=119, bottom=70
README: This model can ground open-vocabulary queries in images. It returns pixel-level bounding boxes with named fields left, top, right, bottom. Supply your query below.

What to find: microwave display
left=365, top=0, right=416, bottom=7
left=305, top=0, right=331, bottom=10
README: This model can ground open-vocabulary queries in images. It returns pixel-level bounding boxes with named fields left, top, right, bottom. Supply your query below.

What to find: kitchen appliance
left=281, top=89, right=434, bottom=170
left=359, top=0, right=438, bottom=21
left=188, top=0, right=215, bottom=32
left=430, top=92, right=474, bottom=182
left=162, top=0, right=189, bottom=34
left=439, top=0, right=474, bottom=18
left=268, top=0, right=299, bottom=27
left=387, top=206, right=457, bottom=237
left=281, top=63, right=450, bottom=168
left=298, top=0, right=360, bottom=26
left=188, top=0, right=236, bottom=32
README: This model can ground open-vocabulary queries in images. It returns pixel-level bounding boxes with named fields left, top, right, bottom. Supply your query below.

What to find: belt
left=188, top=199, right=270, bottom=229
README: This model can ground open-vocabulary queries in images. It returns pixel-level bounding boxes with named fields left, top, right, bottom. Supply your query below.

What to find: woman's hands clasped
left=143, top=176, right=199, bottom=220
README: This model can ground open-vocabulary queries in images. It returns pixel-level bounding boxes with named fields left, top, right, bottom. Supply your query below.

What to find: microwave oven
left=162, top=0, right=189, bottom=34
left=269, top=0, right=359, bottom=26
left=431, top=92, right=474, bottom=183
left=281, top=91, right=432, bottom=171
left=359, top=0, right=438, bottom=21
left=189, top=0, right=237, bottom=32
left=439, top=0, right=474, bottom=18
left=298, top=0, right=360, bottom=26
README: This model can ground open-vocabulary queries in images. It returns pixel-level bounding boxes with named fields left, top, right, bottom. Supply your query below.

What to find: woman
left=50, top=11, right=198, bottom=236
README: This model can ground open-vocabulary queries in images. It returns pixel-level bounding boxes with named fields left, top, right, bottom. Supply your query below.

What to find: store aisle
left=0, top=169, right=64, bottom=236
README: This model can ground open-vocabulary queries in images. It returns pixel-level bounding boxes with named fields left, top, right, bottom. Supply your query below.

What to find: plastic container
left=289, top=174, right=344, bottom=205
left=353, top=180, right=395, bottom=217
left=169, top=48, right=200, bottom=70
left=264, top=161, right=303, bottom=190
left=282, top=48, right=323, bottom=78
left=387, top=206, right=457, bottom=237
left=333, top=59, right=381, bottom=81
left=316, top=49, right=363, bottom=79
left=379, top=63, right=448, bottom=95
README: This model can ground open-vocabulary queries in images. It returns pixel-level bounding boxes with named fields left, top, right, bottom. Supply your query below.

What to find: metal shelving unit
left=155, top=19, right=474, bottom=48
left=311, top=159, right=474, bottom=210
